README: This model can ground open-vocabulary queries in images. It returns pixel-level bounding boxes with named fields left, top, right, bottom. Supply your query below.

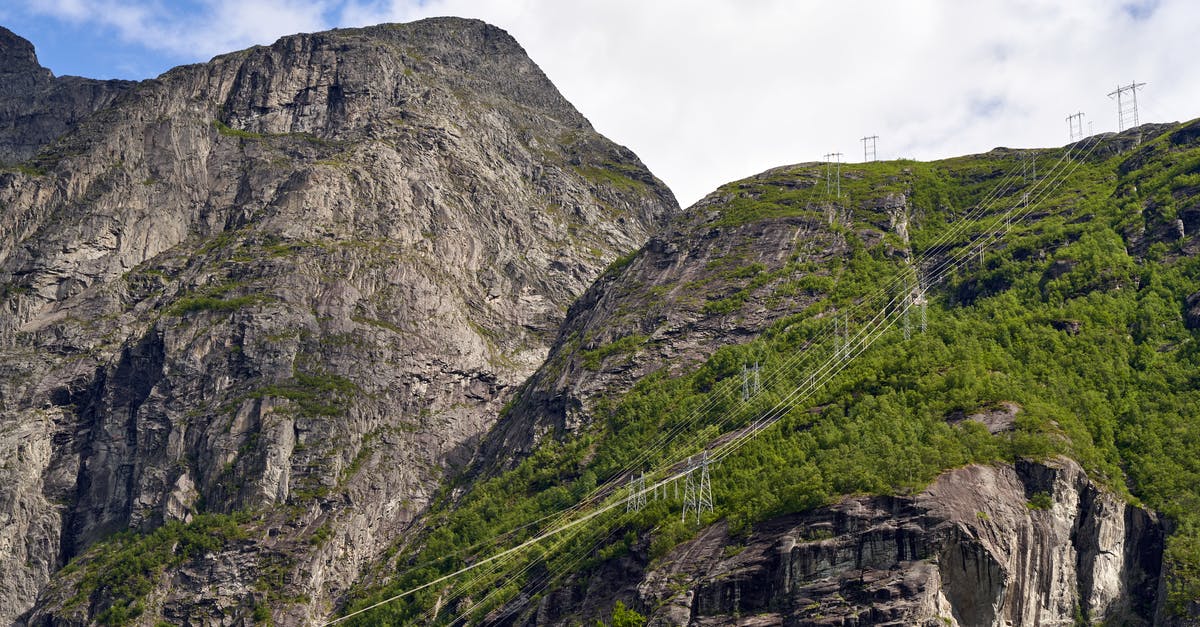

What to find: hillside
left=342, top=121, right=1200, bottom=625
left=0, top=18, right=676, bottom=625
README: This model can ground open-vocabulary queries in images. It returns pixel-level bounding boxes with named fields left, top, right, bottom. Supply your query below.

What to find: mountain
left=0, top=27, right=134, bottom=165
left=341, top=126, right=1200, bottom=625
left=3, top=15, right=1200, bottom=627
left=0, top=18, right=676, bottom=625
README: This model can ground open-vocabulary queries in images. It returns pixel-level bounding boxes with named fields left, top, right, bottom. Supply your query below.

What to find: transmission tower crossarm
left=1066, top=112, right=1085, bottom=142
left=1108, top=81, right=1146, bottom=132
left=861, top=135, right=878, bottom=162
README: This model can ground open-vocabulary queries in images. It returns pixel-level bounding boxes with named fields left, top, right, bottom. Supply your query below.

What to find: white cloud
left=22, top=0, right=333, bottom=61
left=16, top=0, right=1200, bottom=206
left=328, top=0, right=1200, bottom=205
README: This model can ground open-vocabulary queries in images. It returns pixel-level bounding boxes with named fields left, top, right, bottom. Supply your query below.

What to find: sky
left=2, top=0, right=1197, bottom=207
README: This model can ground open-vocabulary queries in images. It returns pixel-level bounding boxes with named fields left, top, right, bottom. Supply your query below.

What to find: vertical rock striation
left=0, top=18, right=676, bottom=624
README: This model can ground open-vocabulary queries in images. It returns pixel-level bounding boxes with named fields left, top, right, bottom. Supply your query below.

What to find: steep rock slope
left=479, top=168, right=859, bottom=464
left=0, top=19, right=676, bottom=624
left=355, top=123, right=1200, bottom=625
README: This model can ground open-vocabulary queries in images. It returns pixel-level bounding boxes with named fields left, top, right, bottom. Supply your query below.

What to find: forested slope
left=344, top=120, right=1200, bottom=625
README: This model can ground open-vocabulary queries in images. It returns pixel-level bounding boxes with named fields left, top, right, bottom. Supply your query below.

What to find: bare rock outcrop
left=552, top=458, right=1163, bottom=626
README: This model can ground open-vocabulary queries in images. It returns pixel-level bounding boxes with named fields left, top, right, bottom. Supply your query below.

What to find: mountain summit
left=0, top=18, right=675, bottom=624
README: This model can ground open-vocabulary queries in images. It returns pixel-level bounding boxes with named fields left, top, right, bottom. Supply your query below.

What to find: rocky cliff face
left=0, top=18, right=675, bottom=624
left=0, top=26, right=134, bottom=164
left=544, top=457, right=1163, bottom=626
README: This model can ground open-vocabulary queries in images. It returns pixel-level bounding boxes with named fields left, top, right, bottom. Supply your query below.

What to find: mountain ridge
left=0, top=18, right=676, bottom=624
left=2, top=16, right=1200, bottom=627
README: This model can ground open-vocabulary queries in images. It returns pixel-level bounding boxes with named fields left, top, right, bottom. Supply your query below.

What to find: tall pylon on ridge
left=824, top=153, right=843, bottom=198
left=1066, top=112, right=1085, bottom=142
left=681, top=452, right=714, bottom=524
left=861, top=135, right=878, bottom=163
left=1108, top=82, right=1146, bottom=132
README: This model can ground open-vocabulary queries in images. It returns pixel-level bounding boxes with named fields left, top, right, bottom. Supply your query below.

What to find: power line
left=327, top=132, right=1107, bottom=626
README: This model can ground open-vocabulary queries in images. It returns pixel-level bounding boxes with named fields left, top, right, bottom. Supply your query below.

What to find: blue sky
left=1, top=9, right=178, bottom=79
left=1, top=0, right=1196, bottom=207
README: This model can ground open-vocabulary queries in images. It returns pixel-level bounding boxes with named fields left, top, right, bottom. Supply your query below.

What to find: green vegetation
left=353, top=315, right=405, bottom=334
left=1, top=162, right=48, bottom=176
left=61, top=513, right=250, bottom=626
left=170, top=293, right=264, bottom=315
left=337, top=121, right=1200, bottom=623
left=575, top=161, right=651, bottom=194
left=0, top=282, right=33, bottom=299
left=605, top=601, right=644, bottom=627
left=1027, top=491, right=1054, bottom=510
left=581, top=334, right=649, bottom=370
left=603, top=250, right=639, bottom=278
left=168, top=276, right=271, bottom=316
left=248, top=371, right=359, bottom=418
left=212, top=119, right=265, bottom=140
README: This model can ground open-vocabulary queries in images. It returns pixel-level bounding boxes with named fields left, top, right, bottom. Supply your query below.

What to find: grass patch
left=169, top=294, right=264, bottom=316
left=581, top=334, right=649, bottom=370
left=575, top=161, right=650, bottom=194
left=64, top=513, right=250, bottom=626
left=212, top=119, right=264, bottom=140
left=248, top=371, right=359, bottom=418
